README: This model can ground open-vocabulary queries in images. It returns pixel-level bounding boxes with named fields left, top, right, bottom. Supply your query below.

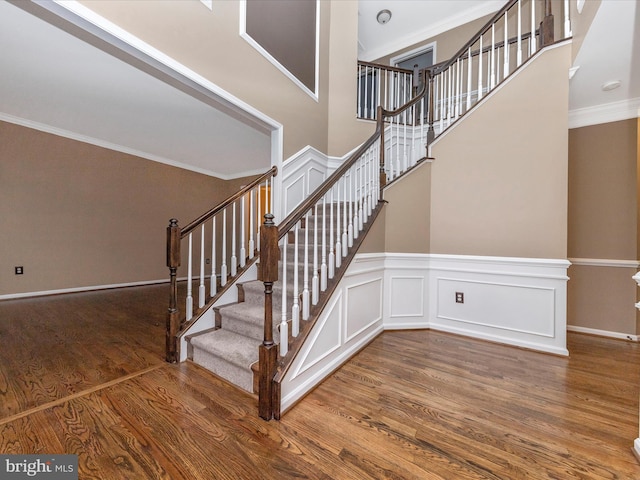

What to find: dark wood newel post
left=426, top=69, right=435, bottom=146
left=258, top=213, right=279, bottom=420
left=166, top=218, right=181, bottom=363
left=540, top=0, right=554, bottom=47
left=378, top=105, right=387, bottom=196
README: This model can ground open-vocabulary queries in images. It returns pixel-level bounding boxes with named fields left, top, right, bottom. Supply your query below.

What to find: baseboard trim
left=0, top=278, right=169, bottom=301
left=567, top=325, right=638, bottom=342
left=633, top=439, right=640, bottom=464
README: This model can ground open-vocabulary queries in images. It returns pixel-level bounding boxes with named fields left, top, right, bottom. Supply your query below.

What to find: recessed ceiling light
left=376, top=9, right=392, bottom=25
left=601, top=80, right=621, bottom=91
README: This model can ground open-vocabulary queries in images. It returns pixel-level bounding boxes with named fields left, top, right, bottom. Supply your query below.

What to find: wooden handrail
left=165, top=165, right=278, bottom=363
left=431, top=0, right=519, bottom=75
left=181, top=166, right=277, bottom=237
left=357, top=60, right=413, bottom=75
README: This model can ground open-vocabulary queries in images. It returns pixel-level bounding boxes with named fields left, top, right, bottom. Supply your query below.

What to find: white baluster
left=269, top=177, right=274, bottom=216
left=221, top=209, right=227, bottom=286
left=302, top=211, right=310, bottom=320
left=439, top=73, right=444, bottom=132
left=491, top=24, right=496, bottom=89
left=358, top=158, right=364, bottom=230
left=312, top=204, right=319, bottom=305
left=210, top=217, right=217, bottom=296
left=240, top=195, right=246, bottom=268
left=564, top=0, right=572, bottom=38
left=186, top=233, right=193, bottom=320
left=517, top=0, right=523, bottom=66
left=230, top=202, right=237, bottom=277
left=342, top=176, right=348, bottom=257
left=321, top=194, right=327, bottom=291
left=467, top=47, right=472, bottom=111
left=256, top=185, right=262, bottom=252
left=504, top=12, right=510, bottom=79
left=280, top=235, right=288, bottom=356
left=456, top=59, right=461, bottom=118
left=292, top=222, right=299, bottom=337
left=248, top=189, right=255, bottom=259
left=447, top=67, right=452, bottom=127
left=370, top=67, right=376, bottom=120
left=357, top=64, right=362, bottom=117
left=329, top=187, right=335, bottom=279
left=336, top=180, right=342, bottom=267
left=199, top=225, right=205, bottom=308
left=478, top=34, right=484, bottom=101
left=530, top=0, right=536, bottom=55
left=364, top=65, right=369, bottom=118
left=348, top=171, right=354, bottom=248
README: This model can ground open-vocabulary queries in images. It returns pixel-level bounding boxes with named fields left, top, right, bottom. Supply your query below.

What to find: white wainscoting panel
left=390, top=277, right=425, bottom=317
left=345, top=278, right=383, bottom=341
left=384, top=254, right=430, bottom=329
left=429, top=255, right=569, bottom=356
left=281, top=146, right=347, bottom=217
left=280, top=254, right=385, bottom=413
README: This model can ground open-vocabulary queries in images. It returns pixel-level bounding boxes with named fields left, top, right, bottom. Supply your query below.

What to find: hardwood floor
left=1, top=287, right=639, bottom=479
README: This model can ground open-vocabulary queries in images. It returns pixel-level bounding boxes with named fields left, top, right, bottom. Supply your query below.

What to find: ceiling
left=0, top=1, right=637, bottom=180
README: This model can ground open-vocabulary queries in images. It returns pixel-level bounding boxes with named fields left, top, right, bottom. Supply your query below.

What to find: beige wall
left=327, top=0, right=374, bottom=155
left=426, top=43, right=570, bottom=258
left=567, top=119, right=639, bottom=334
left=568, top=120, right=637, bottom=259
left=78, top=0, right=368, bottom=161
left=0, top=121, right=251, bottom=296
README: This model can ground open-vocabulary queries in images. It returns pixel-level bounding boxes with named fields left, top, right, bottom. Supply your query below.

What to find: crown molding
left=569, top=97, right=640, bottom=129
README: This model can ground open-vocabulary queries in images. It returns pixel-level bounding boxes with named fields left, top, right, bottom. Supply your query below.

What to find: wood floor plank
left=1, top=286, right=639, bottom=479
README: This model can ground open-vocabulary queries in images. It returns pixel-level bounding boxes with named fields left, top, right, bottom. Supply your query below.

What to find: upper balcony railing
left=357, top=0, right=566, bottom=140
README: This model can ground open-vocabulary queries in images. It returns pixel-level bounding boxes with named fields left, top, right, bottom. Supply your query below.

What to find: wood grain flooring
left=1, top=286, right=639, bottom=479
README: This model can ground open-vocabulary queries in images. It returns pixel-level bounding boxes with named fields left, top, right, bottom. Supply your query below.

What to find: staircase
left=188, top=207, right=341, bottom=394
left=164, top=0, right=566, bottom=420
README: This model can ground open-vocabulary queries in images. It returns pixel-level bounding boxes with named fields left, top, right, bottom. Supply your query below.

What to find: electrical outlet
left=15, top=266, right=24, bottom=275
left=206, top=258, right=211, bottom=265
left=455, top=291, right=464, bottom=303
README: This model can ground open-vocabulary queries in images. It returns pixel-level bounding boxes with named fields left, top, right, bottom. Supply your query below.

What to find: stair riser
left=192, top=347, right=254, bottom=393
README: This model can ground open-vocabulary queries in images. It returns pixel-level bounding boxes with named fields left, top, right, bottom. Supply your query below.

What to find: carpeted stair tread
left=190, top=329, right=258, bottom=367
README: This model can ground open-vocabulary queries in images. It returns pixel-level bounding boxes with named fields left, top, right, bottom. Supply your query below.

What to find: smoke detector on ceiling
left=376, top=9, right=392, bottom=25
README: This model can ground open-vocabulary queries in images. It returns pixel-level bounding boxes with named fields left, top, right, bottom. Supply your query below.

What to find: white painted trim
left=0, top=278, right=169, bottom=301
left=199, top=0, right=213, bottom=11
left=48, top=1, right=284, bottom=182
left=569, top=258, right=640, bottom=268
left=567, top=325, right=639, bottom=342
left=634, top=438, right=640, bottom=462
left=569, top=97, right=640, bottom=129
left=0, top=112, right=265, bottom=181
left=360, top=0, right=504, bottom=62
left=239, top=0, right=319, bottom=101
